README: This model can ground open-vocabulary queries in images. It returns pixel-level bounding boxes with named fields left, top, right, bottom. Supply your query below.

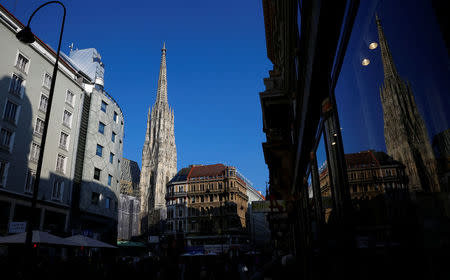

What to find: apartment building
left=0, top=5, right=85, bottom=234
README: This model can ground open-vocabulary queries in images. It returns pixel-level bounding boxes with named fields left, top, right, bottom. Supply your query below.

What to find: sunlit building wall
left=69, top=48, right=124, bottom=242
left=165, top=164, right=251, bottom=248
left=0, top=5, right=85, bottom=234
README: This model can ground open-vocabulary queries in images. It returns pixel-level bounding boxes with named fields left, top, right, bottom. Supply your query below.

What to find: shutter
left=59, top=181, right=65, bottom=201
left=20, top=80, right=25, bottom=98
left=9, top=132, right=15, bottom=152
left=15, top=105, right=21, bottom=125
left=8, top=74, right=13, bottom=92
left=3, top=163, right=9, bottom=187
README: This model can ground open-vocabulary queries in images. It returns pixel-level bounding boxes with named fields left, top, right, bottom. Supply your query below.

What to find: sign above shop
left=8, top=222, right=27, bottom=233
left=252, top=200, right=286, bottom=213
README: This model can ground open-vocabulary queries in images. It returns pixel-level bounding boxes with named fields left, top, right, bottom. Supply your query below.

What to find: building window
left=52, top=180, right=64, bottom=201
left=201, top=196, right=204, bottom=202
left=0, top=128, right=13, bottom=151
left=59, top=132, right=69, bottom=150
left=113, top=112, right=118, bottom=123
left=9, top=74, right=24, bottom=96
left=62, top=110, right=72, bottom=127
left=109, top=152, right=114, bottom=164
left=65, top=90, right=74, bottom=106
left=16, top=53, right=29, bottom=73
left=111, top=131, right=116, bottom=142
left=96, top=144, right=103, bottom=157
left=43, top=73, right=52, bottom=88
left=24, top=169, right=35, bottom=194
left=105, top=197, right=111, bottom=209
left=39, top=94, right=48, bottom=112
left=0, top=161, right=9, bottom=188
left=56, top=154, right=66, bottom=174
left=101, top=101, right=107, bottom=112
left=210, top=195, right=213, bottom=202
left=4, top=100, right=19, bottom=124
left=94, top=167, right=101, bottom=180
left=34, top=118, right=45, bottom=135
left=91, top=192, right=100, bottom=205
left=98, top=122, right=105, bottom=134
left=30, top=142, right=40, bottom=162
left=108, top=174, right=112, bottom=186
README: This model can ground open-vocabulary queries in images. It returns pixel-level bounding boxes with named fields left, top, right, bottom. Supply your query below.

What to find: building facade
left=139, top=43, right=177, bottom=234
left=319, top=151, right=408, bottom=221
left=0, top=5, right=85, bottom=235
left=246, top=185, right=269, bottom=250
left=259, top=1, right=450, bottom=278
left=118, top=158, right=141, bottom=240
left=0, top=5, right=125, bottom=242
left=69, top=48, right=125, bottom=243
left=165, top=164, right=251, bottom=249
left=433, top=129, right=450, bottom=191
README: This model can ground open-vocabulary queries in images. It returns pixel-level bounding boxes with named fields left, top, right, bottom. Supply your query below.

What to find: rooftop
left=188, top=164, right=227, bottom=179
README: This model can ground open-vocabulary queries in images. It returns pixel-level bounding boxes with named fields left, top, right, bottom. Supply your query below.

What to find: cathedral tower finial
left=375, top=14, right=399, bottom=80
left=156, top=42, right=168, bottom=104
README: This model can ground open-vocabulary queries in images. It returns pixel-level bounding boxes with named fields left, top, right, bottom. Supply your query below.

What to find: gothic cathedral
left=139, top=43, right=177, bottom=233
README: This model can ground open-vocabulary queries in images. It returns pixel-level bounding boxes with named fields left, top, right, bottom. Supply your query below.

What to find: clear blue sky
left=2, top=0, right=272, bottom=192
left=3, top=0, right=448, bottom=192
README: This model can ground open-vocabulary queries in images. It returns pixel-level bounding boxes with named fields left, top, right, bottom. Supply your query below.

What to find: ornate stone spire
left=156, top=42, right=168, bottom=104
left=375, top=14, right=399, bottom=81
left=139, top=43, right=177, bottom=233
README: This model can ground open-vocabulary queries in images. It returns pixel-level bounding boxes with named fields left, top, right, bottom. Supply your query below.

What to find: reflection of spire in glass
left=375, top=14, right=399, bottom=80
left=376, top=15, right=441, bottom=192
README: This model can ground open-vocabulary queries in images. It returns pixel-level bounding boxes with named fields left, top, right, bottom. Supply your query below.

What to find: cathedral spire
left=139, top=44, right=177, bottom=234
left=375, top=14, right=399, bottom=80
left=156, top=42, right=168, bottom=104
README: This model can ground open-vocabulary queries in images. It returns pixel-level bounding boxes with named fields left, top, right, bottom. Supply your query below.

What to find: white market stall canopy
left=64, top=235, right=117, bottom=248
left=0, top=230, right=78, bottom=246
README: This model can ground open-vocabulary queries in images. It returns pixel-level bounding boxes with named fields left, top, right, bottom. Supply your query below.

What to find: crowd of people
left=0, top=249, right=298, bottom=280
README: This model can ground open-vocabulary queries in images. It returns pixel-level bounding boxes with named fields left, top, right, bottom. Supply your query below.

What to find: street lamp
left=16, top=1, right=66, bottom=249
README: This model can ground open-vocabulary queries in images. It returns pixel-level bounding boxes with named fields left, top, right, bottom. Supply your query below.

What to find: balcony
left=166, top=191, right=187, bottom=199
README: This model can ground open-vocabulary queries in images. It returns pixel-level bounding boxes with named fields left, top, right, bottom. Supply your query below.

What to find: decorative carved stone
left=120, top=158, right=141, bottom=196
left=139, top=43, right=177, bottom=233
